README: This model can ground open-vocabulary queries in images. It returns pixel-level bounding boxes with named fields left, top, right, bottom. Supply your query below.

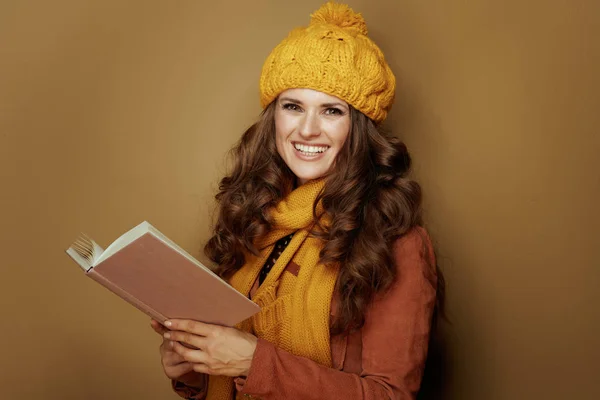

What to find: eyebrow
left=279, top=97, right=348, bottom=110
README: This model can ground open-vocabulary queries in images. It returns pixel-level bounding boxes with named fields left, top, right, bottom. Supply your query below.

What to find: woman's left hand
left=163, top=319, right=258, bottom=377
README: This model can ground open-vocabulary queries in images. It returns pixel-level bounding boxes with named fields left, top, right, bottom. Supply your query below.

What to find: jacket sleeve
left=171, top=375, right=208, bottom=400
left=237, top=227, right=438, bottom=400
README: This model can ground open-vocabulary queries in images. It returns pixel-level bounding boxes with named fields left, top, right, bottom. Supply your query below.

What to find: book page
left=66, top=236, right=104, bottom=271
left=94, top=221, right=151, bottom=265
left=66, top=247, right=93, bottom=271
left=92, top=241, right=104, bottom=264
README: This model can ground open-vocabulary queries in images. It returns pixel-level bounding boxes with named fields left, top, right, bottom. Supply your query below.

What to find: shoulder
left=390, top=226, right=438, bottom=291
left=364, top=225, right=438, bottom=329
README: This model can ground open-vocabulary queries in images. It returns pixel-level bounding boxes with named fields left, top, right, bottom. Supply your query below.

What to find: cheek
left=330, top=120, right=351, bottom=148
left=274, top=120, right=287, bottom=155
left=275, top=113, right=291, bottom=134
left=275, top=112, right=297, bottom=145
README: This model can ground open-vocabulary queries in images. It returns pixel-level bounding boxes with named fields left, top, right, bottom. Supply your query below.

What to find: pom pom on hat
left=309, top=1, right=368, bottom=36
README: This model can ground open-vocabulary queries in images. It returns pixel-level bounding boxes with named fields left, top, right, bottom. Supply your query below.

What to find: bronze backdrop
left=1, top=1, right=598, bottom=399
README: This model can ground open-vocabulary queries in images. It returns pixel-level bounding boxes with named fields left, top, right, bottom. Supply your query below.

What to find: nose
left=298, top=112, right=321, bottom=139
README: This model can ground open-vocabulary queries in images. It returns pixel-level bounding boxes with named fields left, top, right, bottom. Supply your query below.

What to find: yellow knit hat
left=259, top=1, right=396, bottom=123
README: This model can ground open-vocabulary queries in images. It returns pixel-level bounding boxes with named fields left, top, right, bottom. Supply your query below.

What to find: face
left=274, top=88, right=351, bottom=186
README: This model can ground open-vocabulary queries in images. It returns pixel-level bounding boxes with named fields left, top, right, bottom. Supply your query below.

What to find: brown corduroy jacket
left=173, top=226, right=438, bottom=400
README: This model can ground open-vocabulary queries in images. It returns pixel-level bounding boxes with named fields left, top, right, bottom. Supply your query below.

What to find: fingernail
left=169, top=340, right=174, bottom=347
left=164, top=320, right=172, bottom=327
left=164, top=332, right=171, bottom=339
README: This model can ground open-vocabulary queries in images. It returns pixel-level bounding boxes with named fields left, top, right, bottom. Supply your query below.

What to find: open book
left=65, top=221, right=259, bottom=326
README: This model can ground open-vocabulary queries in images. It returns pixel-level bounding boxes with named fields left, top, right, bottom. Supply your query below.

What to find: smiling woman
left=151, top=2, right=445, bottom=399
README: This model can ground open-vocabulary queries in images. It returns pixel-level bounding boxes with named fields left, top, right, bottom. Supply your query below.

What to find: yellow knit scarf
left=207, top=179, right=339, bottom=400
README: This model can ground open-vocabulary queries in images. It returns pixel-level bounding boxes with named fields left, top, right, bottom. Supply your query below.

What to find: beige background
left=1, top=0, right=598, bottom=399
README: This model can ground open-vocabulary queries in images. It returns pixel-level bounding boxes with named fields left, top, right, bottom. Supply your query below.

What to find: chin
left=293, top=171, right=327, bottom=185
left=284, top=157, right=333, bottom=185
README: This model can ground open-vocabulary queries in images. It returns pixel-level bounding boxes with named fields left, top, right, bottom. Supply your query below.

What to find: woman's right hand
left=150, top=319, right=205, bottom=388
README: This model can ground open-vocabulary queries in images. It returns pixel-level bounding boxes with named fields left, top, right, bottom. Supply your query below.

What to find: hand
left=163, top=319, right=258, bottom=377
left=150, top=319, right=205, bottom=388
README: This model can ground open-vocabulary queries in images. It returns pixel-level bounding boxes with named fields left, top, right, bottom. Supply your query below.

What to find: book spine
left=87, top=269, right=169, bottom=324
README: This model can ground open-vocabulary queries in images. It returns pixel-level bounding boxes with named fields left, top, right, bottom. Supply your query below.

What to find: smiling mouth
left=293, top=142, right=330, bottom=156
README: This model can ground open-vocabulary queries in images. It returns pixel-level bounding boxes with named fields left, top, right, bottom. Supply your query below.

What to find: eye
left=283, top=103, right=301, bottom=112
left=325, top=107, right=344, bottom=116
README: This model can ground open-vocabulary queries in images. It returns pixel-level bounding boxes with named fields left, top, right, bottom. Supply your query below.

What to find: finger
left=192, top=363, right=246, bottom=377
left=165, top=319, right=217, bottom=336
left=165, top=331, right=208, bottom=351
left=151, top=320, right=169, bottom=336
left=192, top=363, right=216, bottom=375
left=171, top=340, right=210, bottom=365
left=165, top=361, right=195, bottom=380
left=160, top=338, right=186, bottom=358
left=162, top=346, right=187, bottom=364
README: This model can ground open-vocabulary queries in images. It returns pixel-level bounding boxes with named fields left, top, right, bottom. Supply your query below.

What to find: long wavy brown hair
left=205, top=100, right=445, bottom=335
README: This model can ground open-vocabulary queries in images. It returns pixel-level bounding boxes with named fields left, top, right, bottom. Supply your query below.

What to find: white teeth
left=294, top=143, right=329, bottom=154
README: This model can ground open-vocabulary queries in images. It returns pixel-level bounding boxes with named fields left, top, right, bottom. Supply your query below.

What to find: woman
left=151, top=2, right=444, bottom=399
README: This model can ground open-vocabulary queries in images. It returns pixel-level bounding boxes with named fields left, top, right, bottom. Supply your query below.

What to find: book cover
left=65, top=221, right=260, bottom=327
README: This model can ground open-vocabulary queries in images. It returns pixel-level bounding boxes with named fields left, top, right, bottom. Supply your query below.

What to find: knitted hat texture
left=259, top=1, right=396, bottom=123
